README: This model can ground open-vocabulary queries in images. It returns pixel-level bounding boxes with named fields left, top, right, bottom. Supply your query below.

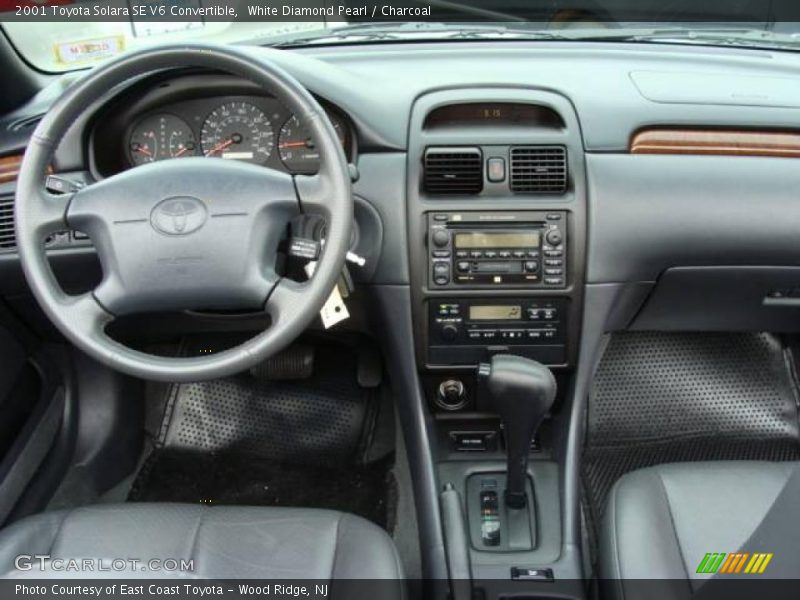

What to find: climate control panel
left=428, top=298, right=568, bottom=366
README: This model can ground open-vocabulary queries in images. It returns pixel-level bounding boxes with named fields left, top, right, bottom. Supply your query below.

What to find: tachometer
left=128, top=114, right=195, bottom=166
left=200, top=101, right=274, bottom=165
left=278, top=115, right=345, bottom=173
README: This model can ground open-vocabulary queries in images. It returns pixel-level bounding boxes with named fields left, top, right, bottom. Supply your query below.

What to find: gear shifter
left=479, top=355, right=556, bottom=508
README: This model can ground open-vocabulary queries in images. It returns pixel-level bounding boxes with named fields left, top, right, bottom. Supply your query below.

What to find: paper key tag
left=304, top=260, right=350, bottom=329
left=320, top=284, right=350, bottom=329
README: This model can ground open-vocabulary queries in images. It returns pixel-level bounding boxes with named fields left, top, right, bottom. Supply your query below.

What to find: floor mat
left=128, top=342, right=395, bottom=528
left=156, top=345, right=375, bottom=467
left=128, top=450, right=394, bottom=528
left=581, top=332, right=800, bottom=558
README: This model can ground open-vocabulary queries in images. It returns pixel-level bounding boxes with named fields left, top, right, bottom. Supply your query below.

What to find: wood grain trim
left=0, top=154, right=24, bottom=184
left=630, top=129, right=800, bottom=158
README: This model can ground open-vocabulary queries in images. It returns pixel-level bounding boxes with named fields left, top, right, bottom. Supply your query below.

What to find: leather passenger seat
left=601, top=461, right=800, bottom=599
left=0, top=503, right=404, bottom=585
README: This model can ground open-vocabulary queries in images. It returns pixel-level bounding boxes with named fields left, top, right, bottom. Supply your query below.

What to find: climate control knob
left=440, top=323, right=460, bottom=341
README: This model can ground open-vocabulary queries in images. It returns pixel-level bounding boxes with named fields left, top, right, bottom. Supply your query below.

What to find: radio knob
left=440, top=323, right=460, bottom=341
left=546, top=230, right=563, bottom=246
left=432, top=230, right=450, bottom=248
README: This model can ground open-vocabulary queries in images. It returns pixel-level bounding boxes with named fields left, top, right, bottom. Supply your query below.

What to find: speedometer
left=200, top=101, right=274, bottom=165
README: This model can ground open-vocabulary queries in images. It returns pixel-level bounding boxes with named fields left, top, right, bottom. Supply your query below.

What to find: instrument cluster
left=123, top=95, right=350, bottom=174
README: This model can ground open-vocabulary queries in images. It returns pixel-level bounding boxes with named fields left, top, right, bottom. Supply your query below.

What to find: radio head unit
left=428, top=211, right=567, bottom=289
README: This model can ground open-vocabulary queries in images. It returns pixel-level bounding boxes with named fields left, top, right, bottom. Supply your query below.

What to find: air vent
left=7, top=114, right=43, bottom=133
left=424, top=147, right=483, bottom=195
left=510, top=146, right=567, bottom=194
left=0, top=194, right=15, bottom=251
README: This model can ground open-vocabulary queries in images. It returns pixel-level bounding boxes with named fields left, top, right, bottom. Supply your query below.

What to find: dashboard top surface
left=5, top=40, right=800, bottom=162
left=4, top=39, right=800, bottom=292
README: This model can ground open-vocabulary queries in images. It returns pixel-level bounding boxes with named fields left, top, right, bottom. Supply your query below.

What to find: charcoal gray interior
left=1, top=15, right=800, bottom=600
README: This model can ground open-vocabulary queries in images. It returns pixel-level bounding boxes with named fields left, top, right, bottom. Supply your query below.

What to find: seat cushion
left=600, top=461, right=798, bottom=600
left=0, top=503, right=403, bottom=582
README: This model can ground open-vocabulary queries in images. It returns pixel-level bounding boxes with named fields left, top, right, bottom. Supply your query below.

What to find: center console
left=426, top=210, right=570, bottom=367
left=406, top=88, right=588, bottom=599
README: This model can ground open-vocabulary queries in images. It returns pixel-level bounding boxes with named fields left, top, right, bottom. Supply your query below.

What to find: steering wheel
left=15, top=44, right=352, bottom=382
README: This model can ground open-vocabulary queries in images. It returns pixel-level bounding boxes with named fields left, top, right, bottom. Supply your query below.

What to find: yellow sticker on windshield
left=54, top=36, right=126, bottom=67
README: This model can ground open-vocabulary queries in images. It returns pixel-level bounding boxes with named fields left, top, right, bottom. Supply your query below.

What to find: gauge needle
left=173, top=146, right=190, bottom=158
left=205, top=139, right=234, bottom=156
left=279, top=141, right=309, bottom=149
left=134, top=146, right=153, bottom=157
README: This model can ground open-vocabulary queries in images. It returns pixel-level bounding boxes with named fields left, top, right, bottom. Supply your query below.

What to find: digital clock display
left=424, top=102, right=564, bottom=128
left=455, top=232, right=540, bottom=249
left=469, top=305, right=522, bottom=321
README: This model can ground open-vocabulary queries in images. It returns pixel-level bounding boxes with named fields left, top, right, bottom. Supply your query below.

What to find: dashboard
left=3, top=42, right=800, bottom=345
left=89, top=73, right=354, bottom=178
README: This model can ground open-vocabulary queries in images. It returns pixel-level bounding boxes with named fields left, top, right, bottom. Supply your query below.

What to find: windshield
left=0, top=20, right=327, bottom=72
left=2, top=0, right=800, bottom=73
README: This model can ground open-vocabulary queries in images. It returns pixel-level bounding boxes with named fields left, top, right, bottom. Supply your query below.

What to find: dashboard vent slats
left=0, top=194, right=15, bottom=250
left=510, top=146, right=567, bottom=194
left=424, top=147, right=483, bottom=195
left=7, top=114, right=44, bottom=133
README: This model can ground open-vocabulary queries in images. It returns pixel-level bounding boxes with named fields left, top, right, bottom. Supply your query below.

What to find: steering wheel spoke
left=265, top=278, right=310, bottom=322
left=295, top=173, right=335, bottom=218
left=57, top=291, right=114, bottom=332
left=28, top=188, right=74, bottom=239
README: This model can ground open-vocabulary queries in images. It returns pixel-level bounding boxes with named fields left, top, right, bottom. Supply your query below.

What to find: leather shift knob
left=479, top=354, right=557, bottom=508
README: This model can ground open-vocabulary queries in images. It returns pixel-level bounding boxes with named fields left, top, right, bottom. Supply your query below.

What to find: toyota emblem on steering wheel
left=150, top=197, right=208, bottom=236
